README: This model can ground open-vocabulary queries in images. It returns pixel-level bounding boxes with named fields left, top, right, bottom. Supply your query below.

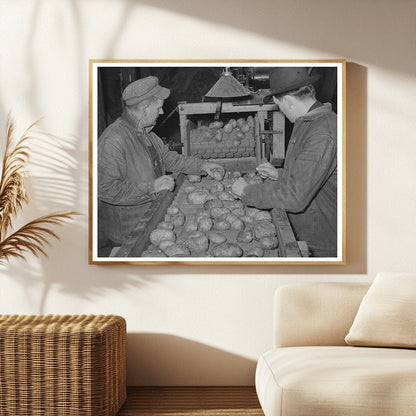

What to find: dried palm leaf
left=0, top=211, right=78, bottom=264
left=0, top=115, right=80, bottom=264
left=0, top=116, right=39, bottom=238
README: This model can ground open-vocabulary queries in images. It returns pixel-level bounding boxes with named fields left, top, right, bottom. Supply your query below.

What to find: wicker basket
left=0, top=314, right=126, bottom=416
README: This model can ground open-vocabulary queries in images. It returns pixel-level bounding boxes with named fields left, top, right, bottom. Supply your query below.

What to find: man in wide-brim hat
left=232, top=67, right=338, bottom=257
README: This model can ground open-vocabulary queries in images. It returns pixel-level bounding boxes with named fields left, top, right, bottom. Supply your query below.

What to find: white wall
left=0, top=0, right=415, bottom=385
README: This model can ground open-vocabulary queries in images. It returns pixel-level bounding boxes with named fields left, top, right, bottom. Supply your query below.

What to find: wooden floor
left=116, top=386, right=264, bottom=416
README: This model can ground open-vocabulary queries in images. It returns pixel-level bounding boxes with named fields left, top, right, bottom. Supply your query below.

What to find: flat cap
left=122, top=76, right=170, bottom=106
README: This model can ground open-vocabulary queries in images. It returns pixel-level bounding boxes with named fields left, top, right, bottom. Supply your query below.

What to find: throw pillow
left=345, top=272, right=416, bottom=348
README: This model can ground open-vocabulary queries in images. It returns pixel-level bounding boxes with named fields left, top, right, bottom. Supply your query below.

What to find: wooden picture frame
left=89, top=60, right=346, bottom=265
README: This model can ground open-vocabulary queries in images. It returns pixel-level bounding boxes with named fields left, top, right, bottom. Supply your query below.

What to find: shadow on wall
left=132, top=0, right=413, bottom=76
left=126, top=333, right=257, bottom=386
left=0, top=1, right=370, bottom=298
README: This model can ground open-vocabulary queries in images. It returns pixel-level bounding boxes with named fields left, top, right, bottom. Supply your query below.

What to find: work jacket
left=98, top=113, right=202, bottom=245
left=242, top=103, right=338, bottom=257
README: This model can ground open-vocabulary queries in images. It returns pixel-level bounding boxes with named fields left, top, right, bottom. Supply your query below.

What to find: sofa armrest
left=273, top=282, right=370, bottom=348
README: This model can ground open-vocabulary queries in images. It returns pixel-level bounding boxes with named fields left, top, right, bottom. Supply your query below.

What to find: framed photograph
left=89, top=60, right=345, bottom=265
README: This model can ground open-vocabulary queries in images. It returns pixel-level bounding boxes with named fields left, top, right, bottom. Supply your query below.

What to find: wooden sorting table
left=114, top=174, right=304, bottom=259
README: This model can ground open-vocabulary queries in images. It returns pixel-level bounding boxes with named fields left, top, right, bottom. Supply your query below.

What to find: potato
left=207, top=231, right=227, bottom=246
left=235, top=130, right=245, bottom=140
left=166, top=205, right=180, bottom=215
left=188, top=174, right=202, bottom=183
left=246, top=247, right=264, bottom=257
left=197, top=216, right=213, bottom=232
left=237, top=229, right=254, bottom=243
left=198, top=126, right=214, bottom=141
left=213, top=219, right=231, bottom=231
left=196, top=210, right=211, bottom=222
left=164, top=244, right=190, bottom=257
left=204, top=199, right=223, bottom=211
left=245, top=171, right=257, bottom=180
left=240, top=215, right=254, bottom=225
left=221, top=178, right=237, bottom=189
left=159, top=240, right=176, bottom=251
left=206, top=194, right=219, bottom=202
left=246, top=207, right=262, bottom=218
left=217, top=191, right=235, bottom=201
left=184, top=185, right=197, bottom=193
left=209, top=121, right=223, bottom=130
left=254, top=220, right=277, bottom=239
left=221, top=213, right=238, bottom=224
left=230, top=218, right=245, bottom=231
left=223, top=123, right=233, bottom=133
left=184, top=216, right=198, bottom=232
left=212, top=243, right=243, bottom=257
left=170, top=213, right=185, bottom=227
left=157, top=221, right=174, bottom=231
left=259, top=236, right=279, bottom=250
left=186, top=232, right=209, bottom=254
left=241, top=123, right=250, bottom=133
left=222, top=200, right=243, bottom=211
left=141, top=249, right=167, bottom=257
left=247, top=176, right=263, bottom=185
left=210, top=207, right=230, bottom=219
left=211, top=168, right=225, bottom=181
left=232, top=171, right=242, bottom=178
left=187, top=189, right=209, bottom=205
left=229, top=119, right=237, bottom=128
left=246, top=115, right=254, bottom=127
left=232, top=207, right=245, bottom=217
left=149, top=229, right=175, bottom=246
left=254, top=210, right=272, bottom=221
left=209, top=182, right=224, bottom=193
left=214, top=131, right=223, bottom=142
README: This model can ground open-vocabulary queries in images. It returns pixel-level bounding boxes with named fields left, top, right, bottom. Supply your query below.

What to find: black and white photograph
left=89, top=60, right=345, bottom=264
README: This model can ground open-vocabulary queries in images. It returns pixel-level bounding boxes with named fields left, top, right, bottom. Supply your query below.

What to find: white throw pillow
left=345, top=272, right=416, bottom=348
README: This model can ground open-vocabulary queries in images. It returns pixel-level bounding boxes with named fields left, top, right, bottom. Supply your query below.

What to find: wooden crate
left=0, top=315, right=126, bottom=416
left=178, top=101, right=285, bottom=165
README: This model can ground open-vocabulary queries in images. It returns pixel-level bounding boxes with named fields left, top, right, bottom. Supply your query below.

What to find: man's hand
left=152, top=175, right=175, bottom=193
left=201, top=161, right=225, bottom=180
left=256, top=162, right=279, bottom=180
left=231, top=177, right=249, bottom=198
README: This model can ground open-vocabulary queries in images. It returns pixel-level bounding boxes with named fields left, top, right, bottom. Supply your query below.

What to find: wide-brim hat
left=122, top=76, right=170, bottom=106
left=263, top=67, right=320, bottom=103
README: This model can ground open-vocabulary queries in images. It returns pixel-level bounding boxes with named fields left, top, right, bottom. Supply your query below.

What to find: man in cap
left=98, top=76, right=224, bottom=252
left=232, top=67, right=338, bottom=257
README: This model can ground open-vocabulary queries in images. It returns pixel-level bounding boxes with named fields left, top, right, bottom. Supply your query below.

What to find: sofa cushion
left=345, top=272, right=416, bottom=348
left=256, top=346, right=416, bottom=416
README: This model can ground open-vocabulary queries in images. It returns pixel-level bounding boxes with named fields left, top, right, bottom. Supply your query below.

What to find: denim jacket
left=98, top=113, right=201, bottom=245
left=242, top=103, right=338, bottom=257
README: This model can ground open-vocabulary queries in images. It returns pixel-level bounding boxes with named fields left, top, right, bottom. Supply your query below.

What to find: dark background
left=97, top=66, right=338, bottom=150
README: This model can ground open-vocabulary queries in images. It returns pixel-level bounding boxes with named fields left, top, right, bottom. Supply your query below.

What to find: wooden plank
left=257, top=111, right=267, bottom=161
left=179, top=115, right=191, bottom=156
left=178, top=101, right=279, bottom=115
left=272, top=208, right=302, bottom=257
left=115, top=174, right=185, bottom=257
left=272, top=111, right=285, bottom=161
left=254, top=115, right=261, bottom=165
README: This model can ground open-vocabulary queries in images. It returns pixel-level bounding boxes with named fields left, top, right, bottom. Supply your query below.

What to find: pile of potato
left=142, top=170, right=279, bottom=258
left=191, top=116, right=255, bottom=147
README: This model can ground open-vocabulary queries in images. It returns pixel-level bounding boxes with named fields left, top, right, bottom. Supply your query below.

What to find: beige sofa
left=255, top=282, right=416, bottom=416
